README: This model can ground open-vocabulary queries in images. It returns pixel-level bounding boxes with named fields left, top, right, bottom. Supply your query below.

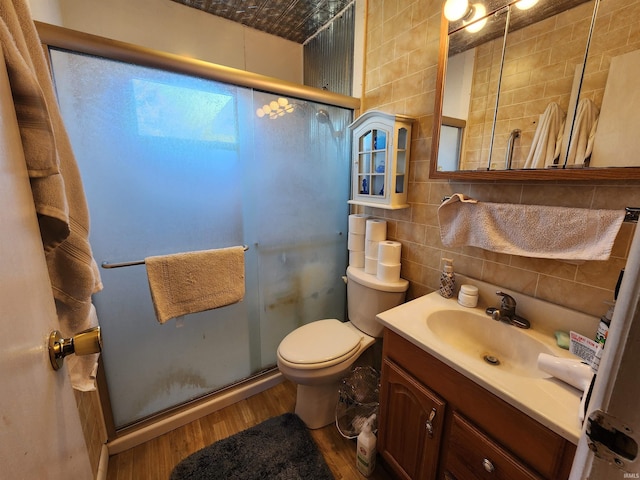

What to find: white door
left=570, top=222, right=640, bottom=478
left=0, top=51, right=92, bottom=478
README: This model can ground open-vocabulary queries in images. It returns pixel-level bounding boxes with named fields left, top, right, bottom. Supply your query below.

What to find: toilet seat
left=278, top=319, right=362, bottom=368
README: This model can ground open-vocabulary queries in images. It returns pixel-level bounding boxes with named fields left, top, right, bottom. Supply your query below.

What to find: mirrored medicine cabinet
left=430, top=0, right=640, bottom=181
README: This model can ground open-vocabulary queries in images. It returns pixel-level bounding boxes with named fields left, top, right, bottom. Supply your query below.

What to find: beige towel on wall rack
left=438, top=194, right=625, bottom=261
left=146, top=246, right=245, bottom=324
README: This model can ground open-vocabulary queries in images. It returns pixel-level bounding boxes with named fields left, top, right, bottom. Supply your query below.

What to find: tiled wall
left=362, top=0, right=639, bottom=320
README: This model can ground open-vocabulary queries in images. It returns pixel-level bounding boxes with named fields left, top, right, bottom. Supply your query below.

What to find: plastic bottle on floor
left=356, top=414, right=377, bottom=477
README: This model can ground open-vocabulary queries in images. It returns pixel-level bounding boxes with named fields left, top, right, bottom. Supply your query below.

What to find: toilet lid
left=278, top=319, right=362, bottom=365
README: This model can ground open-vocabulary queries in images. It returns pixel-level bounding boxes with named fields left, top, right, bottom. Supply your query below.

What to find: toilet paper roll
left=348, top=214, right=369, bottom=235
left=364, top=256, right=378, bottom=275
left=377, top=262, right=401, bottom=282
left=348, top=232, right=365, bottom=252
left=349, top=250, right=365, bottom=268
left=365, top=240, right=380, bottom=258
left=365, top=219, right=387, bottom=242
left=378, top=240, right=402, bottom=265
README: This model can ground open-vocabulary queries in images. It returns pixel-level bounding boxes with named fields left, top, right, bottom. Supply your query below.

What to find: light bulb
left=262, top=104, right=271, bottom=114
left=285, top=105, right=294, bottom=113
left=278, top=97, right=289, bottom=106
left=465, top=3, right=487, bottom=33
left=269, top=100, right=279, bottom=110
left=256, top=108, right=265, bottom=118
left=444, top=0, right=470, bottom=21
left=515, top=0, right=538, bottom=9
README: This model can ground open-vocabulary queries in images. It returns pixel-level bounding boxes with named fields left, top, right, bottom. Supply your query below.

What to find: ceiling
left=171, top=0, right=353, bottom=44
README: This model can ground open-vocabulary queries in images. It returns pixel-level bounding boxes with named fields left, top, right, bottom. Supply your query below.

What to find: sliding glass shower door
left=50, top=48, right=352, bottom=428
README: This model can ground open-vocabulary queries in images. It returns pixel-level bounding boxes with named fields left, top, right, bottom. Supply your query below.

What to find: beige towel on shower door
left=146, top=246, right=245, bottom=324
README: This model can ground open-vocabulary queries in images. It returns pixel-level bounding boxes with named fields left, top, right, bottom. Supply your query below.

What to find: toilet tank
left=346, top=266, right=409, bottom=337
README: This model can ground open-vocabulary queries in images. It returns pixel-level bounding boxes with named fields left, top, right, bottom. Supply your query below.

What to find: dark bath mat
left=169, top=413, right=335, bottom=479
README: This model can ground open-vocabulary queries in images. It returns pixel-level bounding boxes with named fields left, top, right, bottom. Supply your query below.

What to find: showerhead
left=315, top=109, right=341, bottom=137
left=316, top=109, right=331, bottom=124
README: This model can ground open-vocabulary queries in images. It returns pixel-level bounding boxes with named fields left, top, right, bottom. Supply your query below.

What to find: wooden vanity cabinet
left=378, top=329, right=576, bottom=480
left=379, top=359, right=446, bottom=480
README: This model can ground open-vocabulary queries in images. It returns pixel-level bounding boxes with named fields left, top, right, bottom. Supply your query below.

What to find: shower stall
left=46, top=33, right=357, bottom=429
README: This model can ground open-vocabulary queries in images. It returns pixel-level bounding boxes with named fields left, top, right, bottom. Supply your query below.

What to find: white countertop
left=376, top=285, right=599, bottom=445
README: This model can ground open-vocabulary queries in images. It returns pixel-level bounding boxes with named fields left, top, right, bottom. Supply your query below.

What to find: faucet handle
left=496, top=291, right=516, bottom=311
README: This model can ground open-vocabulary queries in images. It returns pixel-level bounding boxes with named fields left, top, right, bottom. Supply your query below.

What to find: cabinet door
left=379, top=359, right=446, bottom=480
left=443, top=413, right=543, bottom=480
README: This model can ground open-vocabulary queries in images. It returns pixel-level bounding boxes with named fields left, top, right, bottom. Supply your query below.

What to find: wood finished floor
left=106, top=379, right=394, bottom=479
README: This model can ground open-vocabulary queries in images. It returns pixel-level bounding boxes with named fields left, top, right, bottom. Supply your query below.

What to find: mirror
left=431, top=0, right=640, bottom=180
left=576, top=0, right=640, bottom=168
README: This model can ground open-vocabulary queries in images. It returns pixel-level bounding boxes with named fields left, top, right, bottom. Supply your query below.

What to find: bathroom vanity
left=376, top=284, right=599, bottom=480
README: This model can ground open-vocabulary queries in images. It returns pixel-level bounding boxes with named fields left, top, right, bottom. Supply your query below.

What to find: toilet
left=276, top=266, right=409, bottom=429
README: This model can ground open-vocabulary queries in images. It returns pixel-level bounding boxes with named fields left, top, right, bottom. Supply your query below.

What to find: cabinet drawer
left=444, top=413, right=543, bottom=480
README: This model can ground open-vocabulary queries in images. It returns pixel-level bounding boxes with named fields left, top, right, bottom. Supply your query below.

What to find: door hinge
left=586, top=409, right=638, bottom=470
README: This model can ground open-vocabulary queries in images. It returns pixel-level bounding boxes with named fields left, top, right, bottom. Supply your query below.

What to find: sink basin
left=426, top=309, right=554, bottom=378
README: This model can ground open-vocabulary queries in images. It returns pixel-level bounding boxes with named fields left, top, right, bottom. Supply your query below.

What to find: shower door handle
left=48, top=326, right=102, bottom=371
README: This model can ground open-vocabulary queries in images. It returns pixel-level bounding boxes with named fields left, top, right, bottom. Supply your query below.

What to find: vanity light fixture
left=515, top=0, right=539, bottom=9
left=464, top=3, right=488, bottom=32
left=443, top=0, right=488, bottom=33
left=443, top=0, right=472, bottom=21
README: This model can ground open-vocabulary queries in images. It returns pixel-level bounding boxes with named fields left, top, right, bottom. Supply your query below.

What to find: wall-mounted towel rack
left=625, top=207, right=639, bottom=223
left=441, top=197, right=640, bottom=224
left=101, top=245, right=249, bottom=269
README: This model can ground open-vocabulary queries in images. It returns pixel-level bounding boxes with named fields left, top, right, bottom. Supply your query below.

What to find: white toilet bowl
left=277, top=319, right=375, bottom=429
left=276, top=266, right=409, bottom=429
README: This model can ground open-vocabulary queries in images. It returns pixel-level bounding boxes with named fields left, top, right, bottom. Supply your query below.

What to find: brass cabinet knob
left=49, top=326, right=101, bottom=371
left=482, top=458, right=495, bottom=473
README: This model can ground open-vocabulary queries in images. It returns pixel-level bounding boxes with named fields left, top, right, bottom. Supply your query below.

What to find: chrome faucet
left=486, top=291, right=530, bottom=329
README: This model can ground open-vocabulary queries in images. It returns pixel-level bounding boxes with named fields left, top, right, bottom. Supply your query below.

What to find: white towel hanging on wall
left=438, top=194, right=625, bottom=261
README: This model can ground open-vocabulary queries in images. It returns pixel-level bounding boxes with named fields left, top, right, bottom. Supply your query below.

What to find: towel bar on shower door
left=101, top=245, right=249, bottom=269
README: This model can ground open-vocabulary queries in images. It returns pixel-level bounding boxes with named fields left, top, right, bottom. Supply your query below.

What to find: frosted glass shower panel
left=50, top=49, right=352, bottom=428
left=249, top=98, right=350, bottom=365
left=50, top=49, right=251, bottom=427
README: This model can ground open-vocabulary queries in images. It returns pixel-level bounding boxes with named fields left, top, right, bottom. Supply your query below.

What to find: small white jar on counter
left=457, top=284, right=479, bottom=308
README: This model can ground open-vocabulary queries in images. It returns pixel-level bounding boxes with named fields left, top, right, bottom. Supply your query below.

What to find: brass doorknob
left=48, top=326, right=102, bottom=371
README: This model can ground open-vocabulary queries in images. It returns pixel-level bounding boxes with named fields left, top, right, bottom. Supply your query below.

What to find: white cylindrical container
left=457, top=284, right=479, bottom=308
left=356, top=414, right=377, bottom=477
left=364, top=256, right=378, bottom=275
left=376, top=262, right=401, bottom=282
left=349, top=214, right=369, bottom=235
left=537, top=353, right=594, bottom=391
left=348, top=232, right=365, bottom=252
left=365, top=240, right=380, bottom=258
left=378, top=241, right=402, bottom=264
left=365, top=219, right=387, bottom=242
left=349, top=250, right=365, bottom=268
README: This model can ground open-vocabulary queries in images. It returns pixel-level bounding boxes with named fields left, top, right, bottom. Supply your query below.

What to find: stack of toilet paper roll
left=348, top=216, right=402, bottom=282
left=377, top=240, right=402, bottom=282
left=364, top=219, right=387, bottom=275
left=348, top=214, right=369, bottom=268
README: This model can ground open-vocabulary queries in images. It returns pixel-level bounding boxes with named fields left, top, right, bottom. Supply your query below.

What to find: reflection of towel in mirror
left=523, top=102, right=565, bottom=169
left=566, top=98, right=599, bottom=166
